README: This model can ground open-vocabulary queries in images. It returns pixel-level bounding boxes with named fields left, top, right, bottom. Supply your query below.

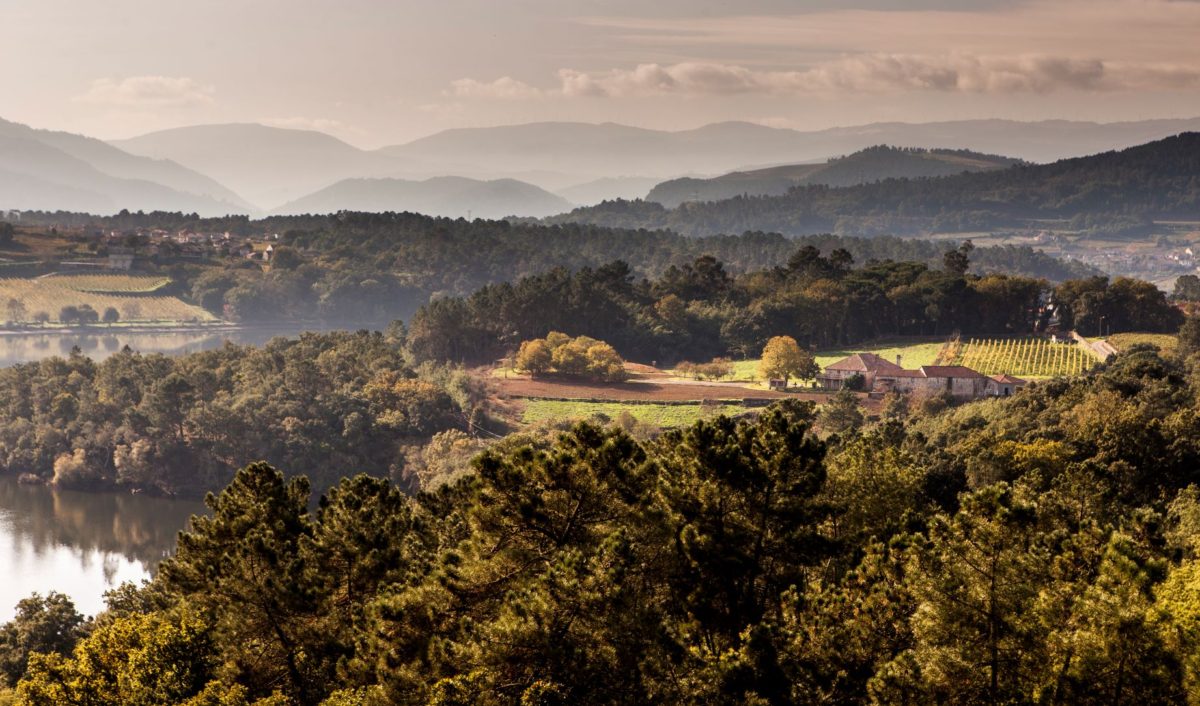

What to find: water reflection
left=0, top=324, right=340, bottom=620
left=0, top=477, right=206, bottom=620
left=0, top=328, right=292, bottom=366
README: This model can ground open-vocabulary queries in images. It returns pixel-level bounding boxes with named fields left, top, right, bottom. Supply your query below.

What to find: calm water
left=0, top=326, right=323, bottom=620
left=0, top=327, right=295, bottom=366
left=0, top=476, right=206, bottom=620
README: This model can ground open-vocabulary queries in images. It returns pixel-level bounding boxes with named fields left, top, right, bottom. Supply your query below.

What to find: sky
left=2, top=0, right=1199, bottom=148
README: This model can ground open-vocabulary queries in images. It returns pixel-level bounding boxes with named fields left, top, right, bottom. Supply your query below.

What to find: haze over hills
left=0, top=118, right=251, bottom=216
left=377, top=117, right=1200, bottom=188
left=95, top=116, right=1200, bottom=214
left=550, top=132, right=1200, bottom=237
left=646, top=146, right=1024, bottom=208
left=275, top=176, right=572, bottom=219
left=554, top=177, right=666, bottom=207
left=4, top=115, right=1200, bottom=219
left=113, top=124, right=410, bottom=211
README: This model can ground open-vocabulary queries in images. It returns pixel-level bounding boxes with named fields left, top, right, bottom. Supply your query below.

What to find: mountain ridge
left=646, top=145, right=1023, bottom=208
left=274, top=175, right=572, bottom=219
left=547, top=132, right=1200, bottom=237
left=0, top=119, right=252, bottom=216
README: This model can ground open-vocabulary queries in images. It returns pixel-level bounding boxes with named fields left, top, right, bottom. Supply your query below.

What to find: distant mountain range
left=0, top=118, right=251, bottom=215
left=4, top=116, right=1200, bottom=218
left=646, top=146, right=1023, bottom=208
left=377, top=117, right=1200, bottom=185
left=550, top=133, right=1200, bottom=237
left=274, top=176, right=571, bottom=219
left=112, top=124, right=408, bottom=211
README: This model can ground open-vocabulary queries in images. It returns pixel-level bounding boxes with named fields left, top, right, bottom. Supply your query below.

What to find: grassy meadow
left=726, top=338, right=949, bottom=382
left=39, top=274, right=172, bottom=294
left=0, top=276, right=215, bottom=325
left=521, top=399, right=748, bottom=427
left=1106, top=332, right=1179, bottom=356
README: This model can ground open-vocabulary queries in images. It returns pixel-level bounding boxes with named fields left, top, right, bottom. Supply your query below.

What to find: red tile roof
left=919, top=365, right=989, bottom=379
left=989, top=373, right=1028, bottom=385
left=825, top=352, right=905, bottom=373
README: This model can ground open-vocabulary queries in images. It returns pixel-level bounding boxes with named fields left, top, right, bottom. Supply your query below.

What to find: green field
left=0, top=277, right=215, bottom=325
left=728, top=338, right=948, bottom=381
left=40, top=273, right=172, bottom=294
left=947, top=337, right=1094, bottom=377
left=1107, top=332, right=1178, bottom=356
left=521, top=400, right=747, bottom=427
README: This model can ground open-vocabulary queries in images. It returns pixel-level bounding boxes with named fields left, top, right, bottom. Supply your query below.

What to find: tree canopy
left=6, top=343, right=1200, bottom=704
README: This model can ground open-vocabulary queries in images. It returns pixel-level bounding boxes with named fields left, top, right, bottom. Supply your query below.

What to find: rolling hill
left=100, top=116, right=1200, bottom=214
left=555, top=176, right=666, bottom=206
left=0, top=119, right=250, bottom=216
left=379, top=117, right=1200, bottom=187
left=114, top=124, right=409, bottom=211
left=274, top=176, right=572, bottom=219
left=548, top=133, right=1200, bottom=237
left=646, top=146, right=1023, bottom=208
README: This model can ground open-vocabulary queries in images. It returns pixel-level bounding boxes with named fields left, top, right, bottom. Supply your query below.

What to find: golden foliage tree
left=758, top=335, right=818, bottom=384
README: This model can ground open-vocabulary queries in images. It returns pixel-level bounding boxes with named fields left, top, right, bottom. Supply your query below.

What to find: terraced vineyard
left=0, top=277, right=215, bottom=324
left=40, top=273, right=172, bottom=294
left=948, top=337, right=1097, bottom=377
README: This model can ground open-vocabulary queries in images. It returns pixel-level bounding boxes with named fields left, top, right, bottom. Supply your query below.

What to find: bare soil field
left=496, top=375, right=825, bottom=403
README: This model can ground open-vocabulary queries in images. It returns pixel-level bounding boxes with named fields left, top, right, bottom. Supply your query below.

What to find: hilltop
left=273, top=176, right=572, bottom=219
left=551, top=133, right=1200, bottom=237
left=0, top=118, right=250, bottom=216
left=113, top=123, right=408, bottom=211
left=646, top=146, right=1022, bottom=208
left=377, top=117, right=1200, bottom=185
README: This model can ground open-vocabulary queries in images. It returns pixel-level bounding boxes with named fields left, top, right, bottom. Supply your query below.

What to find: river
left=0, top=476, right=206, bottom=620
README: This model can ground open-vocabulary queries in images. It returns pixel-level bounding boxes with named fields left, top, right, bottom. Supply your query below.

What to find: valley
left=3, top=1, right=1200, bottom=699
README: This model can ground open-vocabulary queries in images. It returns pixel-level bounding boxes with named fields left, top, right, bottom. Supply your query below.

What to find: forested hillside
left=0, top=240, right=1159, bottom=499
left=405, top=244, right=1177, bottom=366
left=13, top=211, right=1096, bottom=326
left=0, top=331, right=491, bottom=496
left=8, top=343, right=1200, bottom=704
left=647, top=146, right=1021, bottom=208
left=273, top=176, right=572, bottom=219
left=553, top=133, right=1200, bottom=236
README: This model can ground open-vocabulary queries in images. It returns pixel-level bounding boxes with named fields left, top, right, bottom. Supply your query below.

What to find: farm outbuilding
left=986, top=373, right=1028, bottom=397
left=821, top=354, right=1011, bottom=401
left=816, top=353, right=904, bottom=391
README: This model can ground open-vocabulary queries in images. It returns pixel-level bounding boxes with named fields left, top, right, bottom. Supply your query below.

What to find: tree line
left=0, top=331, right=490, bottom=497
left=549, top=132, right=1200, bottom=237
left=12, top=211, right=1096, bottom=328
left=404, top=244, right=1181, bottom=367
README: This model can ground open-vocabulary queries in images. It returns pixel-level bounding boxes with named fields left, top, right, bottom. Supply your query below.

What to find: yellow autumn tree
left=514, top=338, right=552, bottom=376
left=758, top=335, right=818, bottom=384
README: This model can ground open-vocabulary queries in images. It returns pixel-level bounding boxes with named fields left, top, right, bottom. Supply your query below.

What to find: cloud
left=75, top=76, right=215, bottom=108
left=553, top=55, right=1200, bottom=97
left=446, top=76, right=543, bottom=100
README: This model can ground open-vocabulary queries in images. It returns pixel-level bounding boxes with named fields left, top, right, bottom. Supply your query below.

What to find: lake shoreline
left=0, top=320, right=390, bottom=338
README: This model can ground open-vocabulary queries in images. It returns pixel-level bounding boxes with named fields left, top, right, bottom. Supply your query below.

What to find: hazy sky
left=3, top=0, right=1199, bottom=147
